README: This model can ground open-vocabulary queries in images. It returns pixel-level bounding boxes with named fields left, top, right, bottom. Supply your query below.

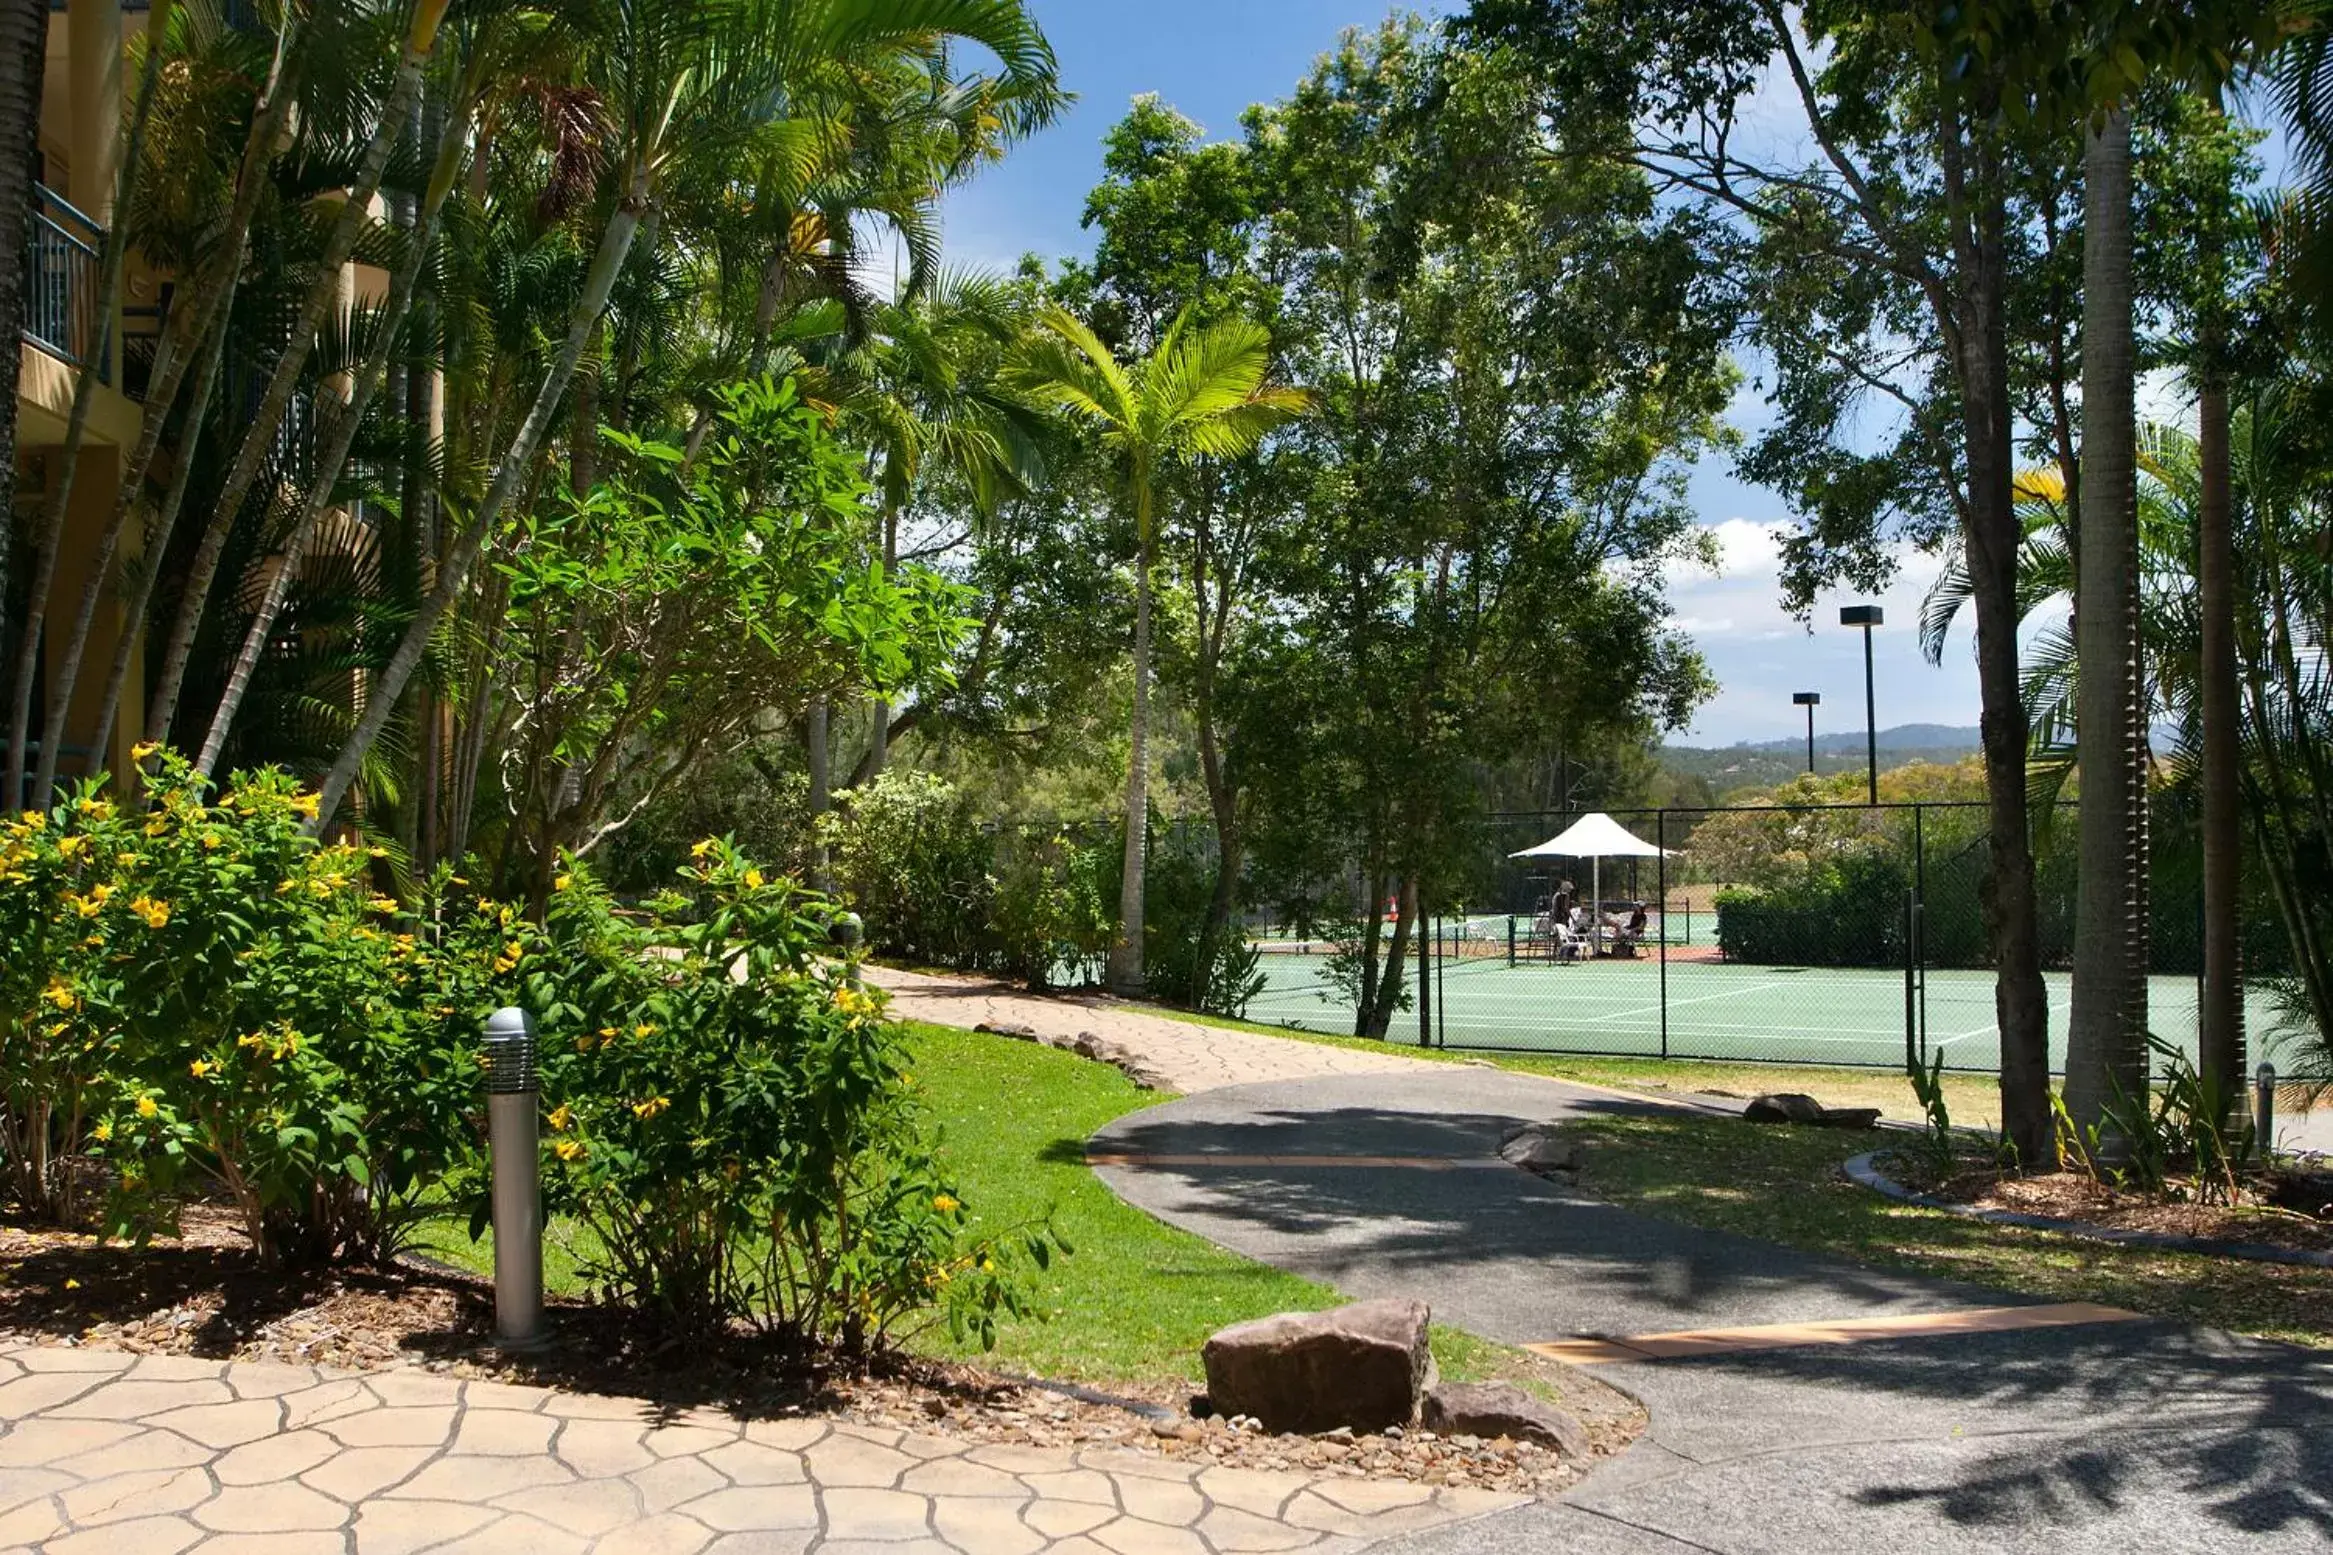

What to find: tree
left=1465, top=0, right=2069, bottom=1160
left=1010, top=304, right=1306, bottom=996
left=308, top=0, right=1064, bottom=832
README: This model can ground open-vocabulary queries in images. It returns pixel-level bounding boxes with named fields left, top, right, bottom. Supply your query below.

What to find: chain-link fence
left=1243, top=800, right=2280, bottom=1073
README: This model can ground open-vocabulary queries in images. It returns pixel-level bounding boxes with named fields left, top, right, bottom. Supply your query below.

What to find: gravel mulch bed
left=0, top=1206, right=1639, bottom=1497
left=1885, top=1160, right=2333, bottom=1255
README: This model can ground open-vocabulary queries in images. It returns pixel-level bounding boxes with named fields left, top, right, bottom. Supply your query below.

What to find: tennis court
left=1243, top=938, right=2277, bottom=1073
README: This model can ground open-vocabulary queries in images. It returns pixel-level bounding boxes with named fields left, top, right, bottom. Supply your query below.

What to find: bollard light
left=484, top=1007, right=544, bottom=1348
left=832, top=910, right=864, bottom=988
left=2256, top=1062, right=2277, bottom=1160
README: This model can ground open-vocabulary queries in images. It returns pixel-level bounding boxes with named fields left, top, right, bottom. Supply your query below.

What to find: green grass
left=903, top=1020, right=1336, bottom=1381
left=1559, top=1111, right=2333, bottom=1349
left=416, top=1020, right=1566, bottom=1388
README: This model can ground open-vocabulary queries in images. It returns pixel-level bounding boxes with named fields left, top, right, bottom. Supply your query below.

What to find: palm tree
left=308, top=0, right=1064, bottom=832
left=836, top=271, right=1044, bottom=781
left=1011, top=304, right=1306, bottom=996
left=2065, top=107, right=2151, bottom=1142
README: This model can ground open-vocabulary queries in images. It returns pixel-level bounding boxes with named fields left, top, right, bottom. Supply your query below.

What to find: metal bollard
left=2256, top=1063, right=2277, bottom=1160
left=484, top=1007, right=544, bottom=1347
left=831, top=911, right=864, bottom=988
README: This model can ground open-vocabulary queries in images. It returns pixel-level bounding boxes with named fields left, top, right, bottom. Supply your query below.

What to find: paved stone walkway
left=0, top=1343, right=1522, bottom=1554
left=862, top=967, right=1440, bottom=1096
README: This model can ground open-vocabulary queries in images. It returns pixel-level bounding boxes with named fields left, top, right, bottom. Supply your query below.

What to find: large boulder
left=1744, top=1093, right=1825, bottom=1124
left=1420, top=1381, right=1589, bottom=1456
left=1202, top=1299, right=1434, bottom=1435
left=1499, top=1125, right=1582, bottom=1175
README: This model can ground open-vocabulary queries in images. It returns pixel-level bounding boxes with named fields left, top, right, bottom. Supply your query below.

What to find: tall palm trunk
left=83, top=292, right=233, bottom=768
left=193, top=63, right=470, bottom=777
left=2195, top=93, right=2243, bottom=1105
left=310, top=159, right=654, bottom=831
left=2065, top=109, right=2149, bottom=1138
left=0, top=0, right=45, bottom=786
left=142, top=6, right=444, bottom=750
left=1106, top=527, right=1152, bottom=996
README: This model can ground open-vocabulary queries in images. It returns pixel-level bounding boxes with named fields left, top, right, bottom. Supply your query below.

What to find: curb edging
left=1843, top=1151, right=2333, bottom=1270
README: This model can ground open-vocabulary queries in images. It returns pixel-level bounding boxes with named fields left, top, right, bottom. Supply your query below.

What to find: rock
left=1814, top=1107, right=1883, bottom=1130
left=1420, top=1382, right=1589, bottom=1457
left=1202, top=1299, right=1434, bottom=1436
left=1744, top=1093, right=1825, bottom=1124
left=1499, top=1125, right=1581, bottom=1173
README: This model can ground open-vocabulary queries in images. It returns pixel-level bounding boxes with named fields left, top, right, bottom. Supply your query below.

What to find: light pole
left=1840, top=605, right=1884, bottom=805
left=1792, top=691, right=1821, bottom=773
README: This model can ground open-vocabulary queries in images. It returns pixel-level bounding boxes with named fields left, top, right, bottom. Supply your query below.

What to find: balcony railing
left=23, top=183, right=109, bottom=384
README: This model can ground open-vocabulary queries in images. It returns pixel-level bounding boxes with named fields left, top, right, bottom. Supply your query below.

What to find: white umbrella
left=1509, top=813, right=1672, bottom=954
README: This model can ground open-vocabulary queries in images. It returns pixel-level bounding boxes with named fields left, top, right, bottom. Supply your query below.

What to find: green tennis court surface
left=1243, top=946, right=2277, bottom=1073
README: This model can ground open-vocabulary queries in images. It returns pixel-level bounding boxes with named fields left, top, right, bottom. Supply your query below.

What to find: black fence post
left=1417, top=899, right=1432, bottom=1048
left=1658, top=809, right=1670, bottom=1060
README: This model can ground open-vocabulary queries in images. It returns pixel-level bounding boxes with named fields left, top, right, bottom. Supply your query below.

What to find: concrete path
left=863, top=967, right=1441, bottom=1096
left=1093, top=1068, right=2333, bottom=1554
left=0, top=1343, right=1522, bottom=1554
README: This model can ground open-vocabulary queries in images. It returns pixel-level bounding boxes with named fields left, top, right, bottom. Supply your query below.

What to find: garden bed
left=0, top=1202, right=1631, bottom=1496
left=1854, top=1152, right=2333, bottom=1264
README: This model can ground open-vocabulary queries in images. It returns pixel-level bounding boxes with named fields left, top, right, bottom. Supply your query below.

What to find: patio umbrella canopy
left=1509, top=813, right=1673, bottom=952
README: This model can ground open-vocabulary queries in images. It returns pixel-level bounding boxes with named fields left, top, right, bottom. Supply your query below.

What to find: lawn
left=421, top=1019, right=1563, bottom=1389
left=1559, top=1111, right=2333, bottom=1349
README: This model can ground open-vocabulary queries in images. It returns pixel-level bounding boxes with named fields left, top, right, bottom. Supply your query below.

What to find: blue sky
left=939, top=0, right=1987, bottom=747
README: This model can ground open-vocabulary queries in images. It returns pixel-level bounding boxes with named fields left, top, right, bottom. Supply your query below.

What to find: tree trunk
left=1951, top=128, right=2053, bottom=1169
left=805, top=694, right=829, bottom=887
left=83, top=293, right=233, bottom=767
left=192, top=75, right=469, bottom=778
left=2064, top=109, right=2149, bottom=1141
left=141, top=20, right=437, bottom=750
left=309, top=160, right=653, bottom=831
left=1363, top=878, right=1416, bottom=1039
left=0, top=0, right=46, bottom=799
left=2195, top=95, right=2243, bottom=1106
left=1105, top=530, right=1152, bottom=996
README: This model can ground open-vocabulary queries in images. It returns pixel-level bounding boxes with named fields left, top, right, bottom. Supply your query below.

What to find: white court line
left=1936, top=997, right=2070, bottom=1046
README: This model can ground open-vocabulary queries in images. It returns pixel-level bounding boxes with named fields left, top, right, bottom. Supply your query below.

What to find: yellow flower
left=130, top=740, right=160, bottom=762
left=64, top=1278, right=80, bottom=1291
left=980, top=1257, right=996, bottom=1274
left=238, top=1031, right=269, bottom=1051
left=55, top=835, right=87, bottom=858
left=547, top=1105, right=573, bottom=1132
left=630, top=1096, right=671, bottom=1121
left=201, top=832, right=222, bottom=850
left=932, top=1194, right=960, bottom=1214
left=291, top=792, right=321, bottom=818
left=743, top=868, right=764, bottom=890
left=144, top=817, right=170, bottom=837
left=554, top=873, right=572, bottom=893
left=690, top=839, right=714, bottom=859
left=130, top=896, right=169, bottom=929
left=632, top=1023, right=655, bottom=1040
left=368, top=896, right=399, bottom=914
left=91, top=1121, right=111, bottom=1143
left=135, top=1096, right=158, bottom=1119
left=189, top=1059, right=217, bottom=1078
left=553, top=1139, right=587, bottom=1163
left=42, top=977, right=75, bottom=1010
left=493, top=941, right=524, bottom=973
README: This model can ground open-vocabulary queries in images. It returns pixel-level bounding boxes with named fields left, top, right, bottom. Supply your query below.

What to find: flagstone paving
left=0, top=1342, right=1523, bottom=1553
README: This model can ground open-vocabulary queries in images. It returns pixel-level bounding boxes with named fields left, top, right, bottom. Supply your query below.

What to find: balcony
left=22, top=181, right=108, bottom=384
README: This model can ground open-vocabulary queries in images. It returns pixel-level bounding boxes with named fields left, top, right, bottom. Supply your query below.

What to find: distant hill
left=1659, top=724, right=1981, bottom=796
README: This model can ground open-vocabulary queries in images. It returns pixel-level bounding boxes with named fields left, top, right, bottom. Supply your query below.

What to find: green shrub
left=990, top=829, right=1111, bottom=989
left=520, top=839, right=1063, bottom=1353
left=820, top=771, right=998, bottom=968
left=84, top=754, right=497, bottom=1264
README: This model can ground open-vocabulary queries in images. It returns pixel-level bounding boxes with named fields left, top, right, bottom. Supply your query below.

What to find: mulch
left=1911, top=1166, right=2333, bottom=1254
left=0, top=1203, right=1640, bottom=1496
